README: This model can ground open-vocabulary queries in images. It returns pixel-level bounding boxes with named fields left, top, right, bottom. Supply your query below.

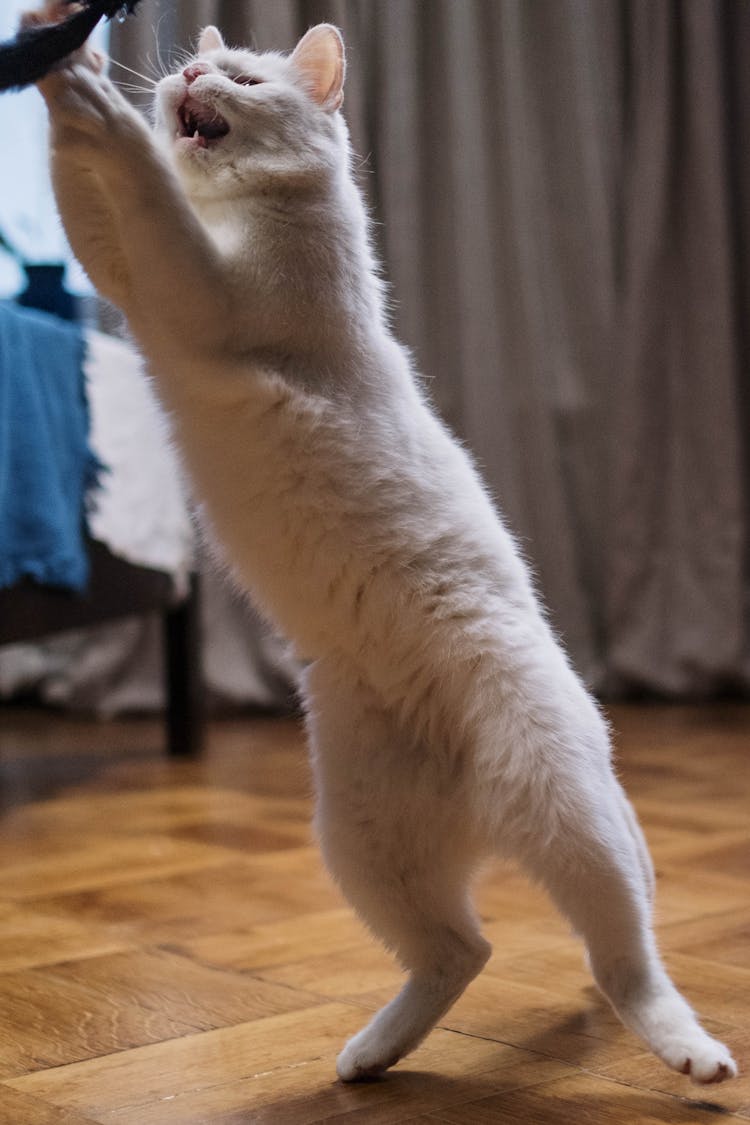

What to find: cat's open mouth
left=176, top=95, right=230, bottom=148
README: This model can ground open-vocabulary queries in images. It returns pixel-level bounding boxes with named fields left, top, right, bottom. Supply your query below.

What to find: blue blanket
left=0, top=300, right=98, bottom=592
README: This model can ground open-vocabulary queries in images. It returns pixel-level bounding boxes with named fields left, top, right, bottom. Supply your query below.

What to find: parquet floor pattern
left=0, top=703, right=747, bottom=1123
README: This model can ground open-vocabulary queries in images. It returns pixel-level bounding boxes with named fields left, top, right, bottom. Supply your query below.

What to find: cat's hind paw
left=336, top=1030, right=401, bottom=1082
left=660, top=1032, right=737, bottom=1085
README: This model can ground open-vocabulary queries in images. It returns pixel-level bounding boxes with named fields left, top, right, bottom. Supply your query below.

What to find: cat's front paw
left=41, top=63, right=150, bottom=170
left=20, top=1, right=104, bottom=73
left=19, top=0, right=78, bottom=32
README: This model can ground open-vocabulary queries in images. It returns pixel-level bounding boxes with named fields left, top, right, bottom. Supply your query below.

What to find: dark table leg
left=163, top=574, right=205, bottom=757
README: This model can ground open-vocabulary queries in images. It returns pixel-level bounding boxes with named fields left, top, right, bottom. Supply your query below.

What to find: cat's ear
left=198, top=25, right=225, bottom=54
left=291, top=24, right=345, bottom=112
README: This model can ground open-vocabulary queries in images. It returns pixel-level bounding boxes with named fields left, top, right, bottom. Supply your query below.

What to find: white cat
left=28, top=2, right=736, bottom=1084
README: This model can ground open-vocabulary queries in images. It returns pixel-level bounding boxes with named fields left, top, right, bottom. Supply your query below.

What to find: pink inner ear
left=198, top=26, right=224, bottom=54
left=291, top=25, right=345, bottom=110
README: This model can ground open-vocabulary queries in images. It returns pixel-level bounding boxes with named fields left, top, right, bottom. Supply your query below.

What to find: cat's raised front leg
left=18, top=5, right=131, bottom=307
left=49, top=149, right=133, bottom=310
left=38, top=62, right=231, bottom=341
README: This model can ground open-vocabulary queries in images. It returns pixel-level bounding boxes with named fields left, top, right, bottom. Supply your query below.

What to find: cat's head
left=154, top=24, right=346, bottom=199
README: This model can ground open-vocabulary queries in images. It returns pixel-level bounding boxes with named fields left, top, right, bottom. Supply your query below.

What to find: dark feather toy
left=0, top=0, right=143, bottom=93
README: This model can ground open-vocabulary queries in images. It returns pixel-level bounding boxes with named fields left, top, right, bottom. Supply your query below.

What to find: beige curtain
left=113, top=0, right=750, bottom=699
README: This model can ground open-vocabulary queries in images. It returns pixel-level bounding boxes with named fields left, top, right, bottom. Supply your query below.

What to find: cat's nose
left=183, top=63, right=210, bottom=85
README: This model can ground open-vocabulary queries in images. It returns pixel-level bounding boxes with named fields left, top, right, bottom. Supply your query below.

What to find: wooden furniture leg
left=163, top=573, right=205, bottom=757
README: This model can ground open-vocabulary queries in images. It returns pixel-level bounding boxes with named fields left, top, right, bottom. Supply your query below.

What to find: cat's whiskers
left=168, top=47, right=195, bottom=73
left=142, top=26, right=194, bottom=84
left=107, top=57, right=157, bottom=87
left=144, top=49, right=168, bottom=82
left=111, top=77, right=153, bottom=92
left=151, top=14, right=172, bottom=80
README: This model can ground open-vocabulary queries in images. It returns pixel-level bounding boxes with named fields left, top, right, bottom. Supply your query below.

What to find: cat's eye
left=233, top=75, right=261, bottom=86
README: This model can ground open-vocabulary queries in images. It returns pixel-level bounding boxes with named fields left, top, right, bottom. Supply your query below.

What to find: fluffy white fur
left=29, top=3, right=737, bottom=1084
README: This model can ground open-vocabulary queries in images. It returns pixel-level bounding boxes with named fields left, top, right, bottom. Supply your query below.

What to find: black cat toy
left=0, top=0, right=143, bottom=92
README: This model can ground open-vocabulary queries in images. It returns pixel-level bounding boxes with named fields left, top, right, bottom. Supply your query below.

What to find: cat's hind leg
left=306, top=676, right=490, bottom=1081
left=516, top=773, right=737, bottom=1084
left=613, top=775, right=656, bottom=904
left=332, top=859, right=491, bottom=1082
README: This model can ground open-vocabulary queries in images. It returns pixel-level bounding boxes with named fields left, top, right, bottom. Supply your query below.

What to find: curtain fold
left=111, top=0, right=749, bottom=699
left=608, top=1, right=747, bottom=693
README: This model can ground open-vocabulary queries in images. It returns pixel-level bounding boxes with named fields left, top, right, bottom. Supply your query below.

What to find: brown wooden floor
left=0, top=702, right=747, bottom=1124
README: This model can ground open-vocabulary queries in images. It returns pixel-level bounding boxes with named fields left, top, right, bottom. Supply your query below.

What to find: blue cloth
left=0, top=300, right=97, bottom=592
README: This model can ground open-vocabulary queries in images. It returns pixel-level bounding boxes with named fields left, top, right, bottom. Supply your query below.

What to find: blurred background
left=1, top=0, right=748, bottom=723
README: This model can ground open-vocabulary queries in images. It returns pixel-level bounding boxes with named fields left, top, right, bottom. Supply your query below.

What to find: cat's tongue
left=177, top=95, right=230, bottom=147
